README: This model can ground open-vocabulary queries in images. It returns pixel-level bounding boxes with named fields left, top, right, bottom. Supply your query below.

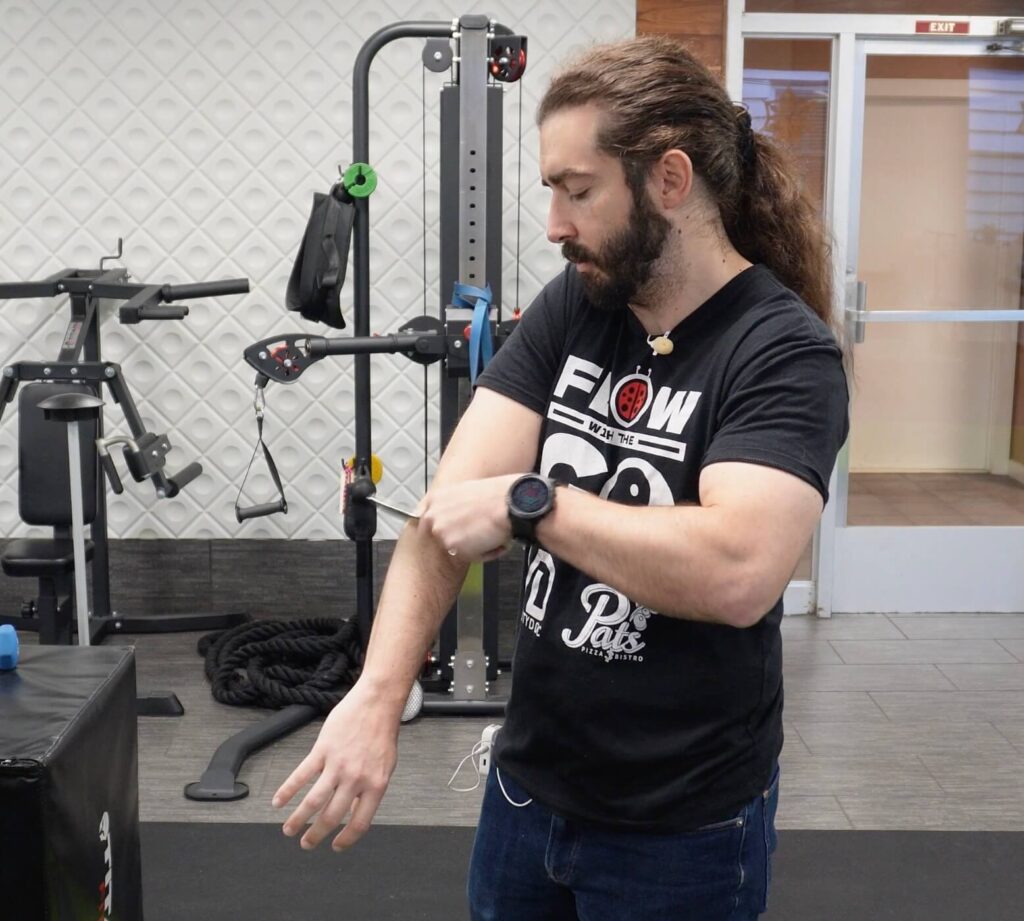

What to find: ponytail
left=726, top=132, right=836, bottom=333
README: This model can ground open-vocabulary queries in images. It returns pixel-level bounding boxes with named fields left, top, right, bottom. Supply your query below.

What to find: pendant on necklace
left=647, top=333, right=673, bottom=356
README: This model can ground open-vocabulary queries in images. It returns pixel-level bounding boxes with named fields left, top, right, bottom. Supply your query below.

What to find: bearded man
left=274, top=35, right=849, bottom=921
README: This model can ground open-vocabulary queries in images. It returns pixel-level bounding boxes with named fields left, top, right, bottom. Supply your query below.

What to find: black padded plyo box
left=0, top=645, right=143, bottom=920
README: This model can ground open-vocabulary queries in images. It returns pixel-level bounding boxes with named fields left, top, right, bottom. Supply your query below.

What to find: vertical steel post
left=351, top=21, right=453, bottom=647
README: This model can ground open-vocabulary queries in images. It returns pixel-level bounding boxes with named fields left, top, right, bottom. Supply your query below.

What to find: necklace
left=646, top=331, right=674, bottom=356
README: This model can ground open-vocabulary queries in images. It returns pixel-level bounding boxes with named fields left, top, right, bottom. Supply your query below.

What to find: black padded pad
left=0, top=538, right=94, bottom=577
left=18, top=382, right=98, bottom=526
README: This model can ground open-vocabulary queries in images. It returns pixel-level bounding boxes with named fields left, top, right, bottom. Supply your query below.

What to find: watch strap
left=509, top=511, right=539, bottom=543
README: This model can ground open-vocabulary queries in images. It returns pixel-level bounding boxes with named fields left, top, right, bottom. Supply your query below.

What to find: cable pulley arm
left=243, top=318, right=447, bottom=385
left=304, top=332, right=429, bottom=357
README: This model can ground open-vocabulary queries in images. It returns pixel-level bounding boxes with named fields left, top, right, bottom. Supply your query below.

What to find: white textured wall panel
left=0, top=0, right=635, bottom=540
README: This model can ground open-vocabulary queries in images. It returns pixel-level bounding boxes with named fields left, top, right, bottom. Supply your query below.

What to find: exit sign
left=915, top=20, right=970, bottom=34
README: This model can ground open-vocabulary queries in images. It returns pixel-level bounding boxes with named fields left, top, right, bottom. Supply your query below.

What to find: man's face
left=539, top=104, right=671, bottom=312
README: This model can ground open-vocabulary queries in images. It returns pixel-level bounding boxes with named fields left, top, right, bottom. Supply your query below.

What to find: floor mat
left=141, top=823, right=1024, bottom=921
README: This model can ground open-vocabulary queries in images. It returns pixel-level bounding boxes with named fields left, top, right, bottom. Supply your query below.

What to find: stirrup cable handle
left=235, top=377, right=288, bottom=522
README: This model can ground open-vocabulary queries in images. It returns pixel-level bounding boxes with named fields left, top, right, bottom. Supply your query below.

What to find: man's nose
left=546, top=204, right=574, bottom=244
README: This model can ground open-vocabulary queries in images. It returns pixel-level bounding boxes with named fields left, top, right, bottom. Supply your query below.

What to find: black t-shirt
left=477, top=264, right=849, bottom=832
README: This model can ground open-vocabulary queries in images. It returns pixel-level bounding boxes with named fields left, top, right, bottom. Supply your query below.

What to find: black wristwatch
left=507, top=474, right=557, bottom=544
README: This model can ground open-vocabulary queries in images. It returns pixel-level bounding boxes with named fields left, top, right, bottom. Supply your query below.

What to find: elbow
left=725, top=602, right=773, bottom=630
left=714, top=564, right=782, bottom=630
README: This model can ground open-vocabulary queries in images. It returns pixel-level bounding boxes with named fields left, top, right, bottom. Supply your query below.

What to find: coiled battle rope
left=197, top=618, right=364, bottom=714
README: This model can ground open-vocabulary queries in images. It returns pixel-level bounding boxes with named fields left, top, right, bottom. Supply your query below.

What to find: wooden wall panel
left=636, top=2, right=1022, bottom=76
left=748, top=1, right=1022, bottom=13
left=636, top=0, right=727, bottom=75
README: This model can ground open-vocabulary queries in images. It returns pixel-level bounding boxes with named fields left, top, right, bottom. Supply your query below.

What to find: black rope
left=197, top=618, right=363, bottom=713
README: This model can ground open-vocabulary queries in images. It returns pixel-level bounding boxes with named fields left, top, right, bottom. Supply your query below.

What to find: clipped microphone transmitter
left=447, top=723, right=503, bottom=793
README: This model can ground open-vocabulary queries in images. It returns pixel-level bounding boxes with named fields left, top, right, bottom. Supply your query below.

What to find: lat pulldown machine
left=242, top=16, right=526, bottom=712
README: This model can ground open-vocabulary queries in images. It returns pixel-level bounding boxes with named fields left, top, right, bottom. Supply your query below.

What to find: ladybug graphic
left=610, top=371, right=653, bottom=428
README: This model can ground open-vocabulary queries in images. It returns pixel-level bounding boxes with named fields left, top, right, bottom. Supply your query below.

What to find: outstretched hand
left=272, top=474, right=524, bottom=849
left=272, top=682, right=399, bottom=851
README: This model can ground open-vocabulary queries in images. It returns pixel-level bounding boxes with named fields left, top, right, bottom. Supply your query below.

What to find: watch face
left=512, top=477, right=551, bottom=516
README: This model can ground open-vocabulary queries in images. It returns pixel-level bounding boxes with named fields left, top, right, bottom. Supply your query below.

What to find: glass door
left=732, top=11, right=1024, bottom=614
left=741, top=36, right=834, bottom=614
left=834, top=40, right=1024, bottom=613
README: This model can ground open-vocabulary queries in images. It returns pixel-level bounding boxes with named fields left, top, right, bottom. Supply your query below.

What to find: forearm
left=535, top=487, right=778, bottom=627
left=357, top=520, right=467, bottom=718
left=355, top=391, right=542, bottom=716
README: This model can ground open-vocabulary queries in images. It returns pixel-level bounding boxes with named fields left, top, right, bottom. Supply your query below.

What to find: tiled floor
left=92, top=609, right=1024, bottom=833
left=790, top=471, right=1023, bottom=580
left=776, top=612, right=1024, bottom=830
left=848, top=472, right=1024, bottom=526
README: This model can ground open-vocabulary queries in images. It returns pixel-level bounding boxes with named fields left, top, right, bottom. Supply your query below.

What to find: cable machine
left=186, top=15, right=528, bottom=801
left=241, top=15, right=526, bottom=714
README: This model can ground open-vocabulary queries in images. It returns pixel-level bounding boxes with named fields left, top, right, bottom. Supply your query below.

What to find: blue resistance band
left=452, top=282, right=493, bottom=385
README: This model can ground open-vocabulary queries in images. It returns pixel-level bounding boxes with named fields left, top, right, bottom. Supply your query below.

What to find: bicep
left=699, top=461, right=824, bottom=593
left=431, top=387, right=543, bottom=487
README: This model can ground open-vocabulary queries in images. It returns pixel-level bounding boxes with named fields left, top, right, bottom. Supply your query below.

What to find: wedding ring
left=447, top=548, right=458, bottom=557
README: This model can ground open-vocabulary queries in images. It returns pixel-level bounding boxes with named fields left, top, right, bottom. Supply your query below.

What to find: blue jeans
left=467, top=765, right=780, bottom=921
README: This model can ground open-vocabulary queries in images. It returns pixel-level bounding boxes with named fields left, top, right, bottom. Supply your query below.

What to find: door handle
left=844, top=275, right=868, bottom=344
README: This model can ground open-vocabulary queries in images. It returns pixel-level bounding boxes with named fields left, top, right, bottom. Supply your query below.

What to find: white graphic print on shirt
left=561, top=584, right=655, bottom=663
left=525, top=353, right=702, bottom=662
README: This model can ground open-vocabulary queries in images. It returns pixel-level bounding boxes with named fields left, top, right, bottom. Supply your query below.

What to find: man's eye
left=569, top=189, right=590, bottom=202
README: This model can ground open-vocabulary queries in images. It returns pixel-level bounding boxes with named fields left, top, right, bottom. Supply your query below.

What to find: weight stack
left=0, top=645, right=143, bottom=920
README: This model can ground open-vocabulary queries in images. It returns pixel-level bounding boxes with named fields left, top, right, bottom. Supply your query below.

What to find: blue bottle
left=0, top=624, right=19, bottom=670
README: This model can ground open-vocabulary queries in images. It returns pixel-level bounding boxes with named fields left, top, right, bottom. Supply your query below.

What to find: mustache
left=561, top=241, right=600, bottom=266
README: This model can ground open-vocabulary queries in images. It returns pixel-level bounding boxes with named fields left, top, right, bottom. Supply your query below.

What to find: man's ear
left=652, top=149, right=693, bottom=209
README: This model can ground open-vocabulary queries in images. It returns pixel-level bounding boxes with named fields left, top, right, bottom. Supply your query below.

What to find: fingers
left=280, top=770, right=343, bottom=842
left=274, top=749, right=391, bottom=851
left=298, top=776, right=358, bottom=849
left=332, top=791, right=385, bottom=851
left=280, top=774, right=387, bottom=851
left=272, top=752, right=320, bottom=810
left=274, top=750, right=344, bottom=842
left=415, top=477, right=515, bottom=560
left=481, top=543, right=512, bottom=562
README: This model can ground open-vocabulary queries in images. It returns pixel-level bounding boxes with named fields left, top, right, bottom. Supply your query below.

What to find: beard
left=561, top=183, right=672, bottom=313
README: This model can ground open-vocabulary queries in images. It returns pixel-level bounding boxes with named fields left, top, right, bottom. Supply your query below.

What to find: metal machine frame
left=243, top=15, right=527, bottom=714
left=185, top=15, right=528, bottom=800
left=0, top=266, right=251, bottom=647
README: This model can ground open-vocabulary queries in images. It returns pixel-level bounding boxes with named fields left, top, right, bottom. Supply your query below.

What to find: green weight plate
left=343, top=163, right=378, bottom=198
